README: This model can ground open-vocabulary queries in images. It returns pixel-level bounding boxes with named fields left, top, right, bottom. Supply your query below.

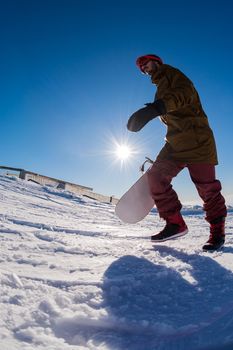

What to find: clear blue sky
left=1, top=0, right=233, bottom=204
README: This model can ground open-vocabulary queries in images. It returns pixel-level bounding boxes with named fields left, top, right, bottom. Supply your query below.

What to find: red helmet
left=136, top=54, right=163, bottom=73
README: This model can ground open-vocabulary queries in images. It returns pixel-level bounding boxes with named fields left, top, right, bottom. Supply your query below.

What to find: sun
left=103, top=130, right=145, bottom=170
left=115, top=144, right=132, bottom=161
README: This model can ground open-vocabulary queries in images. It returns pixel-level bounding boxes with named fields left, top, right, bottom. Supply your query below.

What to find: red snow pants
left=147, top=160, right=227, bottom=223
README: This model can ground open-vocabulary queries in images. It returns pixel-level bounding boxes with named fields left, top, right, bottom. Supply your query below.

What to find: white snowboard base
left=115, top=171, right=154, bottom=224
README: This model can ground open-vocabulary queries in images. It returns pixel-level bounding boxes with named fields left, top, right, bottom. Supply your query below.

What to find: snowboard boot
left=151, top=212, right=188, bottom=242
left=202, top=216, right=225, bottom=251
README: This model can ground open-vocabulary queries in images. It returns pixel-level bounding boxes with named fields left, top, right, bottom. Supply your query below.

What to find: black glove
left=127, top=99, right=166, bottom=132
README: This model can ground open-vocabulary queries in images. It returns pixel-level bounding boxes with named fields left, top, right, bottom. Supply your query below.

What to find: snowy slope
left=1, top=175, right=233, bottom=350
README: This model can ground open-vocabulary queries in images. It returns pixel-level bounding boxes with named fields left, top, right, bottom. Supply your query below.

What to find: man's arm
left=127, top=99, right=166, bottom=132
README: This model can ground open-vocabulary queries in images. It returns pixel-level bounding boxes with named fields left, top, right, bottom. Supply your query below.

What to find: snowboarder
left=127, top=54, right=227, bottom=251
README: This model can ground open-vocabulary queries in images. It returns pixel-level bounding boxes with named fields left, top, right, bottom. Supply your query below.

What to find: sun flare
left=103, top=131, right=145, bottom=170
left=115, top=144, right=132, bottom=161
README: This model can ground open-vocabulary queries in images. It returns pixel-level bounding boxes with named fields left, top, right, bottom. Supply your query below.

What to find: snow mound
left=1, top=175, right=233, bottom=350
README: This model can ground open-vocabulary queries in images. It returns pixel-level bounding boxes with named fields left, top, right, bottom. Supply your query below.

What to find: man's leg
left=147, top=159, right=184, bottom=218
left=187, top=164, right=227, bottom=222
left=188, top=163, right=227, bottom=250
left=147, top=160, right=188, bottom=241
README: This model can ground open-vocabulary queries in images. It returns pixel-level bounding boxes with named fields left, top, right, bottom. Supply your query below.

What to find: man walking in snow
left=127, top=54, right=227, bottom=251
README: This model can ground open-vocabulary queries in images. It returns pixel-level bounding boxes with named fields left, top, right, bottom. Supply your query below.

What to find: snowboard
left=115, top=170, right=154, bottom=224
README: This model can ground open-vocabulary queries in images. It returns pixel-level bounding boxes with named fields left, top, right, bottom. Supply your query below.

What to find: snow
left=1, top=175, right=233, bottom=350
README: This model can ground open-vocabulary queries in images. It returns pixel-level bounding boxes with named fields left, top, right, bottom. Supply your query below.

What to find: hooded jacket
left=152, top=64, right=218, bottom=164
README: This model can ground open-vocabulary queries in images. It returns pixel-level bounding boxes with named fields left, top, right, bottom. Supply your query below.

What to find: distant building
left=0, top=166, right=118, bottom=204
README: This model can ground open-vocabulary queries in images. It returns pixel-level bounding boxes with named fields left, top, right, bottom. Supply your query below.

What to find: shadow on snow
left=100, top=247, right=233, bottom=350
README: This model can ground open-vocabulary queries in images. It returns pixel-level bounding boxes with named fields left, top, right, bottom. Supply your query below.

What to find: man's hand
left=127, top=100, right=166, bottom=132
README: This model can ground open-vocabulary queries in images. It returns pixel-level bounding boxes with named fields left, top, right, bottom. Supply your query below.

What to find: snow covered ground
left=1, top=175, right=233, bottom=350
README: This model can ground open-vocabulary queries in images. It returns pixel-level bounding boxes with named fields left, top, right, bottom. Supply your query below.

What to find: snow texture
left=0, top=175, right=233, bottom=350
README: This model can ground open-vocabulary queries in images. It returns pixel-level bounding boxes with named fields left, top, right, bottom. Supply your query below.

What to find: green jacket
left=152, top=64, right=218, bottom=164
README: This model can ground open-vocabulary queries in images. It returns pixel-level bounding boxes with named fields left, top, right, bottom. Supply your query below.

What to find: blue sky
left=1, top=0, right=233, bottom=204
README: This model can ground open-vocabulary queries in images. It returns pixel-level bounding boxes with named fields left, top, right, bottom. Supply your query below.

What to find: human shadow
left=99, top=248, right=233, bottom=350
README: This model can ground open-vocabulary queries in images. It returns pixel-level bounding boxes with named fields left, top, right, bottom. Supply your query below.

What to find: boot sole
left=151, top=229, right=189, bottom=243
left=202, top=243, right=225, bottom=252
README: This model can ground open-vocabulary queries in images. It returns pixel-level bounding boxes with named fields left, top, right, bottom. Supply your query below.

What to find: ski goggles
left=136, top=54, right=163, bottom=73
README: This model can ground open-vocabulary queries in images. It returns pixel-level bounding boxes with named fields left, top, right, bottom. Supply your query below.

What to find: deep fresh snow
left=1, top=175, right=233, bottom=350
